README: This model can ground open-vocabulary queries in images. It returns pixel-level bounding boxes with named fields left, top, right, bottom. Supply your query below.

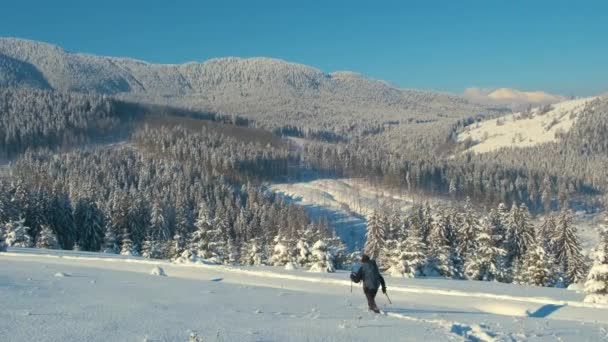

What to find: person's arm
left=356, top=266, right=363, bottom=281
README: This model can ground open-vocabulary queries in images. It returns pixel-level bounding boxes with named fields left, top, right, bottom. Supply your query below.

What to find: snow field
left=458, top=97, right=596, bottom=154
left=3, top=248, right=608, bottom=341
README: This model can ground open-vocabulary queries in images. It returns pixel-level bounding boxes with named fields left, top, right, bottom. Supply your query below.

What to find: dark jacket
left=351, top=259, right=386, bottom=291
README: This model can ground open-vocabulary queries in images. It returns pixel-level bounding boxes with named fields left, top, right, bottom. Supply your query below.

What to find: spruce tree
left=457, top=198, right=479, bottom=259
left=552, top=210, right=587, bottom=286
left=308, top=240, right=335, bottom=273
left=464, top=218, right=506, bottom=281
left=35, top=225, right=60, bottom=249
left=269, top=235, right=291, bottom=266
left=521, top=243, right=552, bottom=287
left=400, top=220, right=427, bottom=277
left=120, top=227, right=137, bottom=256
left=504, top=203, right=535, bottom=272
left=240, top=238, right=264, bottom=266
left=101, top=224, right=118, bottom=254
left=427, top=209, right=454, bottom=277
left=364, top=210, right=385, bottom=259
left=5, top=218, right=32, bottom=248
left=584, top=227, right=608, bottom=303
left=0, top=223, right=7, bottom=252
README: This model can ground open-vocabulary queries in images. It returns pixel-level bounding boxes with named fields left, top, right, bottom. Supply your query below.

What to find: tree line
left=364, top=200, right=588, bottom=287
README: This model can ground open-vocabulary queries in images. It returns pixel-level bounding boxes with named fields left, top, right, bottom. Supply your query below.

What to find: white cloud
left=464, top=87, right=566, bottom=109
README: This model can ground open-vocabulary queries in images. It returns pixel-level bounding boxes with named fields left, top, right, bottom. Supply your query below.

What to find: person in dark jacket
left=350, top=254, right=386, bottom=313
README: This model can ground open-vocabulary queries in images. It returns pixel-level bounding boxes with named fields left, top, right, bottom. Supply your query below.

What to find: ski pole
left=384, top=292, right=392, bottom=305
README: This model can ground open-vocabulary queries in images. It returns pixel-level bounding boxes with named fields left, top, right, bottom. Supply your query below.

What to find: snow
left=270, top=178, right=420, bottom=250
left=149, top=266, right=167, bottom=277
left=3, top=248, right=608, bottom=341
left=458, top=97, right=596, bottom=154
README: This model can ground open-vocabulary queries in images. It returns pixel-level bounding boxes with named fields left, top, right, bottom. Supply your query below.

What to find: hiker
left=350, top=254, right=387, bottom=313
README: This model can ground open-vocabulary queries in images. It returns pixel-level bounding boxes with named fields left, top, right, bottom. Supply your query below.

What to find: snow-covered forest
left=1, top=38, right=608, bottom=313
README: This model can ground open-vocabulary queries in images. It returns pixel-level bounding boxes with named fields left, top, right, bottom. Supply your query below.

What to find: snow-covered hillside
left=458, top=97, right=595, bottom=154
left=270, top=178, right=425, bottom=250
left=2, top=248, right=608, bottom=341
left=0, top=38, right=492, bottom=129
left=270, top=177, right=602, bottom=254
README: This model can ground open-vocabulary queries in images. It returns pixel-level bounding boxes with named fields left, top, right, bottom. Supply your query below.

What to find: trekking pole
left=350, top=279, right=353, bottom=293
left=384, top=292, right=392, bottom=305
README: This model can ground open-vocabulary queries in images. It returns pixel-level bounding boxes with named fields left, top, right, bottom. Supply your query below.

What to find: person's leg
left=363, top=287, right=375, bottom=310
left=369, top=288, right=379, bottom=313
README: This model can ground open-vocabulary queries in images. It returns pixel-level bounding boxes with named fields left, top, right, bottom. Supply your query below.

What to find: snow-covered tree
left=35, top=225, right=60, bottom=249
left=457, top=198, right=480, bottom=259
left=464, top=219, right=506, bottom=281
left=189, top=203, right=214, bottom=259
left=141, top=235, right=158, bottom=259
left=504, top=203, right=535, bottom=269
left=308, top=240, right=335, bottom=273
left=240, top=238, right=265, bottom=266
left=101, top=224, right=118, bottom=254
left=0, top=224, right=7, bottom=252
left=584, top=227, right=608, bottom=303
left=427, top=209, right=455, bottom=277
left=552, top=210, right=587, bottom=285
left=400, top=221, right=427, bottom=277
left=5, top=218, right=32, bottom=247
left=384, top=239, right=406, bottom=276
left=120, top=228, right=138, bottom=256
left=269, top=236, right=291, bottom=266
left=364, top=210, right=385, bottom=259
left=521, top=243, right=552, bottom=287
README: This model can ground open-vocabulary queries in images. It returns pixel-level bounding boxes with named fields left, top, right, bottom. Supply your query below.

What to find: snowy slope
left=3, top=248, right=608, bottom=341
left=270, top=178, right=422, bottom=250
left=458, top=97, right=595, bottom=154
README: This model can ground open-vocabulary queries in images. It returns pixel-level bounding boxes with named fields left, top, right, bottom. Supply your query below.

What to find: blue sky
left=1, top=0, right=607, bottom=95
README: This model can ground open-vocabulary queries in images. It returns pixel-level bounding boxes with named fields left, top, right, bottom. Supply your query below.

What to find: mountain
left=464, top=87, right=566, bottom=109
left=0, top=38, right=490, bottom=130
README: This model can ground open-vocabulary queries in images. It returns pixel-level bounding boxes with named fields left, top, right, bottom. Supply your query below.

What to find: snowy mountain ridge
left=0, top=38, right=491, bottom=129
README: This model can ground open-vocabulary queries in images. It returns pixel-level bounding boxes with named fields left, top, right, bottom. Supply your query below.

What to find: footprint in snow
left=54, top=272, right=69, bottom=277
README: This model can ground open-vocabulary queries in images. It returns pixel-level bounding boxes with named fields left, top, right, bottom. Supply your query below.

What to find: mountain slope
left=0, top=38, right=491, bottom=130
left=458, top=97, right=596, bottom=154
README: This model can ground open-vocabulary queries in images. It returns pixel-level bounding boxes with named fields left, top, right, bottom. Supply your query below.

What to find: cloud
left=464, top=87, right=566, bottom=109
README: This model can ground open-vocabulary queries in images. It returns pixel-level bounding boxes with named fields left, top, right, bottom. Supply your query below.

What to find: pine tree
left=400, top=220, right=427, bottom=277
left=190, top=202, right=214, bottom=259
left=120, top=227, right=137, bottom=256
left=308, top=240, right=335, bottom=273
left=141, top=234, right=157, bottom=259
left=552, top=210, right=587, bottom=286
left=427, top=209, right=455, bottom=277
left=240, top=238, right=264, bottom=266
left=457, top=198, right=480, bottom=259
left=101, top=224, right=118, bottom=254
left=0, top=223, right=7, bottom=252
left=464, top=218, right=506, bottom=281
left=5, top=218, right=32, bottom=248
left=364, top=210, right=385, bottom=259
left=35, top=225, right=60, bottom=249
left=521, top=243, right=552, bottom=287
left=269, top=236, right=291, bottom=266
left=584, top=227, right=608, bottom=303
left=504, top=203, right=535, bottom=271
